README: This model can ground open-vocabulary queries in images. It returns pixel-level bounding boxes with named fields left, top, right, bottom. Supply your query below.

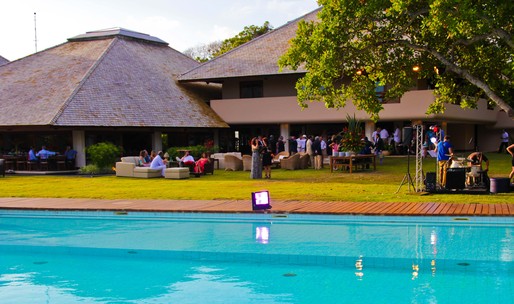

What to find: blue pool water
left=0, top=210, right=513, bottom=303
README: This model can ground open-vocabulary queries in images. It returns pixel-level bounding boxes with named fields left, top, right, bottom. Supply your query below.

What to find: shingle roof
left=0, top=55, right=8, bottom=66
left=178, top=8, right=320, bottom=82
left=0, top=29, right=228, bottom=128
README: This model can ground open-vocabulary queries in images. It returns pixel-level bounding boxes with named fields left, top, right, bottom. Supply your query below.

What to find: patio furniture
left=164, top=167, right=189, bottom=179
left=242, top=155, right=252, bottom=171
left=224, top=154, right=243, bottom=171
left=280, top=153, right=300, bottom=170
left=329, top=154, right=376, bottom=173
left=272, top=151, right=289, bottom=168
left=115, top=156, right=162, bottom=178
left=298, top=153, right=310, bottom=169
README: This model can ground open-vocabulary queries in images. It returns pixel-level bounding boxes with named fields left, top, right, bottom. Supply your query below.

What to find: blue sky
left=1, top=0, right=319, bottom=61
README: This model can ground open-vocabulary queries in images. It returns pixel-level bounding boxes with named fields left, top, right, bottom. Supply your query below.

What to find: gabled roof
left=178, top=8, right=320, bottom=82
left=0, top=29, right=228, bottom=128
left=0, top=55, right=8, bottom=66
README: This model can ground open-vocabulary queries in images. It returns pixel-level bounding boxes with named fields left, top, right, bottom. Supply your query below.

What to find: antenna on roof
left=34, top=12, right=38, bottom=53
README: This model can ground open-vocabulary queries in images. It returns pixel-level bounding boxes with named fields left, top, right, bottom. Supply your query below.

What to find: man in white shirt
left=498, top=129, right=510, bottom=153
left=393, top=127, right=401, bottom=154
left=380, top=128, right=390, bottom=144
left=150, top=151, right=167, bottom=177
left=297, top=135, right=307, bottom=153
left=320, top=137, right=327, bottom=168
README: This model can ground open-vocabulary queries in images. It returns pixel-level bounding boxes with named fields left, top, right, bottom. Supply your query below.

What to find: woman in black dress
left=262, top=139, right=273, bottom=179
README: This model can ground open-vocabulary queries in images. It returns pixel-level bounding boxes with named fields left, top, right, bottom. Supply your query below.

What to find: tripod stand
left=396, top=148, right=415, bottom=193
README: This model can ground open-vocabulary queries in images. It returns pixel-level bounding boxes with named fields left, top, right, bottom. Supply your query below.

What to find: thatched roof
left=178, top=8, right=320, bottom=82
left=0, top=28, right=228, bottom=128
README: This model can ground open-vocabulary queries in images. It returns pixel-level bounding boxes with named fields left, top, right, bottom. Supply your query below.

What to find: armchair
left=242, top=155, right=252, bottom=171
left=280, top=153, right=300, bottom=170
left=224, top=154, right=243, bottom=171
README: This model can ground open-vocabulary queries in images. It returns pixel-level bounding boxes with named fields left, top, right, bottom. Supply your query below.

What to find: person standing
left=312, top=136, right=323, bottom=169
left=306, top=135, right=314, bottom=168
left=320, top=136, right=327, bottom=168
left=64, top=146, right=77, bottom=169
left=262, top=143, right=273, bottom=179
left=393, top=127, right=401, bottom=154
left=499, top=129, right=510, bottom=153
left=250, top=137, right=262, bottom=179
left=288, top=136, right=297, bottom=155
left=434, top=135, right=454, bottom=187
left=508, top=143, right=514, bottom=183
left=277, top=136, right=285, bottom=153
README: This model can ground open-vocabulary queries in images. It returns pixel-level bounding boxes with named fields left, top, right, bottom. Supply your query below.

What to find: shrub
left=86, top=142, right=121, bottom=169
left=78, top=164, right=114, bottom=175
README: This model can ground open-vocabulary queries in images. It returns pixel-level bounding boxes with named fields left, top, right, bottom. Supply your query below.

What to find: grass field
left=0, top=154, right=512, bottom=204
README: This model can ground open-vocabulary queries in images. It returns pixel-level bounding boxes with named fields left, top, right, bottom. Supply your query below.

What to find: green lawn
left=0, top=154, right=512, bottom=204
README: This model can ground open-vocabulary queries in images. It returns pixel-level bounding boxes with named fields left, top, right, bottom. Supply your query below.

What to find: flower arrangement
left=339, top=114, right=364, bottom=153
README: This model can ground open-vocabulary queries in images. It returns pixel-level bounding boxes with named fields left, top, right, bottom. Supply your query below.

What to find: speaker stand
left=396, top=150, right=415, bottom=193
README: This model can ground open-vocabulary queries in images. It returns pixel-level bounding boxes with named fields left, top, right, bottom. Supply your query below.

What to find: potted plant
left=339, top=114, right=364, bottom=155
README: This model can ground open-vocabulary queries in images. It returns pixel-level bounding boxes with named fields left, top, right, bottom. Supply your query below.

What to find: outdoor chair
left=242, top=155, right=252, bottom=171
left=203, top=159, right=214, bottom=175
left=224, top=154, right=243, bottom=171
left=272, top=151, right=289, bottom=168
left=298, top=153, right=310, bottom=169
left=280, top=153, right=300, bottom=170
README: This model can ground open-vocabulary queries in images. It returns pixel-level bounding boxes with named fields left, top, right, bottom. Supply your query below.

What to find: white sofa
left=115, top=156, right=162, bottom=178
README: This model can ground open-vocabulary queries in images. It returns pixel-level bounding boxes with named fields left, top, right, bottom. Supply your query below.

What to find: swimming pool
left=0, top=210, right=513, bottom=303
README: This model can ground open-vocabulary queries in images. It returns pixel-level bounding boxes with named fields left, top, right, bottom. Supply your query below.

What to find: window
left=240, top=81, right=263, bottom=98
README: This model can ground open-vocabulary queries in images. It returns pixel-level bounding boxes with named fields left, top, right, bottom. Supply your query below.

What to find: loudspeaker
left=446, top=168, right=465, bottom=190
left=402, top=127, right=413, bottom=146
left=425, top=172, right=436, bottom=192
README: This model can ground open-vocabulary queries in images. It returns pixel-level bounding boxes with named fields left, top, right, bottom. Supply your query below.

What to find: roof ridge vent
left=68, top=28, right=168, bottom=45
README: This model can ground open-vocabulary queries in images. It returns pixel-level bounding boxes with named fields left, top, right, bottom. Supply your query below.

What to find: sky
left=1, top=0, right=320, bottom=61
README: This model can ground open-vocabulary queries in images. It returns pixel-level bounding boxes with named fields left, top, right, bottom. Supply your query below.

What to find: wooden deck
left=0, top=197, right=513, bottom=216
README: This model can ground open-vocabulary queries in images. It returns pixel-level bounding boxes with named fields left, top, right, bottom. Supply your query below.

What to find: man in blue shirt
left=36, top=146, right=56, bottom=160
left=28, top=147, right=38, bottom=162
left=64, top=146, right=77, bottom=169
left=435, top=135, right=453, bottom=187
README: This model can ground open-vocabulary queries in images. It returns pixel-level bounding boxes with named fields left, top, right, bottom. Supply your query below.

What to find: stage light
left=252, top=190, right=272, bottom=211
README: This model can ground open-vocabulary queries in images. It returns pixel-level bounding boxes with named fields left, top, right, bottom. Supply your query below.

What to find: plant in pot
left=338, top=114, right=364, bottom=155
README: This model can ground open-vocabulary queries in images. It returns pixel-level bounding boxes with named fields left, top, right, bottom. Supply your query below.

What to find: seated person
left=358, top=137, right=373, bottom=155
left=194, top=153, right=211, bottom=174
left=467, top=151, right=490, bottom=189
left=28, top=147, right=38, bottom=162
left=143, top=150, right=151, bottom=163
left=176, top=151, right=195, bottom=167
left=150, top=151, right=167, bottom=177
left=36, top=145, right=57, bottom=160
left=138, top=150, right=150, bottom=167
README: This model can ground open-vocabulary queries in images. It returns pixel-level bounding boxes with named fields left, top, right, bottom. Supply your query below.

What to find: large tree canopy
left=278, top=0, right=514, bottom=121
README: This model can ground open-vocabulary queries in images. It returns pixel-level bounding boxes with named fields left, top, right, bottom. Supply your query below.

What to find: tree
left=213, top=21, right=274, bottom=57
left=183, top=40, right=223, bottom=63
left=278, top=0, right=514, bottom=121
left=184, top=22, right=274, bottom=62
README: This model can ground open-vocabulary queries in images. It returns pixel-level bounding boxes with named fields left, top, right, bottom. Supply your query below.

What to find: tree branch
left=391, top=40, right=514, bottom=116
